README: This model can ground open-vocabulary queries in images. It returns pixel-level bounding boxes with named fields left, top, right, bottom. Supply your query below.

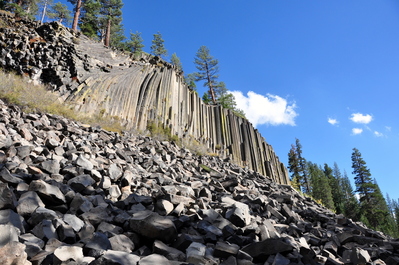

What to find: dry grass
left=0, top=70, right=126, bottom=133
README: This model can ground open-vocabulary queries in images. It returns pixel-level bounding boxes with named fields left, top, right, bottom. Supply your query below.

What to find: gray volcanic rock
left=129, top=211, right=177, bottom=243
left=0, top=97, right=396, bottom=264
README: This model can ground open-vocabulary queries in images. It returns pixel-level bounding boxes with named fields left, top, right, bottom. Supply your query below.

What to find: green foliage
left=47, top=2, right=72, bottom=24
left=184, top=73, right=197, bottom=90
left=126, top=31, right=144, bottom=53
left=288, top=139, right=309, bottom=193
left=146, top=121, right=178, bottom=143
left=351, top=148, right=390, bottom=230
left=194, top=46, right=219, bottom=104
left=170, top=53, right=183, bottom=72
left=5, top=0, right=39, bottom=19
left=150, top=31, right=167, bottom=58
left=308, top=162, right=335, bottom=211
left=79, top=0, right=101, bottom=38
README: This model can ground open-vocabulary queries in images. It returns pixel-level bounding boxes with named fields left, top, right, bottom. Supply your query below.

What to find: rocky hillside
left=0, top=97, right=399, bottom=264
left=0, top=11, right=289, bottom=185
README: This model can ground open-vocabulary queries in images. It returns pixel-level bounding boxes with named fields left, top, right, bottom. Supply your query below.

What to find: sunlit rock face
left=0, top=11, right=288, bottom=184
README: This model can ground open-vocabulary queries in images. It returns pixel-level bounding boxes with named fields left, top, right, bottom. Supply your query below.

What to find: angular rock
left=16, top=191, right=45, bottom=217
left=53, top=245, right=84, bottom=265
left=139, top=254, right=171, bottom=265
left=91, top=250, right=140, bottom=265
left=0, top=183, right=17, bottom=210
left=241, top=238, right=293, bottom=262
left=0, top=241, right=30, bottom=265
left=0, top=224, right=19, bottom=248
left=28, top=179, right=66, bottom=205
left=109, top=234, right=135, bottom=253
left=0, top=209, right=25, bottom=233
left=129, top=211, right=177, bottom=243
left=153, top=240, right=185, bottom=261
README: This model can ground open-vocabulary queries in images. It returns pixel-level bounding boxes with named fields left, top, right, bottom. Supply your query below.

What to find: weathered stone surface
left=53, top=245, right=84, bottom=264
left=241, top=238, right=294, bottom=262
left=153, top=240, right=185, bottom=261
left=28, top=180, right=66, bottom=205
left=91, top=250, right=140, bottom=265
left=130, top=211, right=177, bottom=243
left=0, top=224, right=19, bottom=247
left=109, top=234, right=135, bottom=253
left=0, top=183, right=17, bottom=209
left=0, top=241, right=30, bottom=265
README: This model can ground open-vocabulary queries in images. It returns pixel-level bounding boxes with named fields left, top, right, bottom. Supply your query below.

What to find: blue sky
left=58, top=1, right=399, bottom=201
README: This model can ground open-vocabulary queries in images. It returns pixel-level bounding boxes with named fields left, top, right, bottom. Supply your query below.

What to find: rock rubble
left=0, top=100, right=398, bottom=265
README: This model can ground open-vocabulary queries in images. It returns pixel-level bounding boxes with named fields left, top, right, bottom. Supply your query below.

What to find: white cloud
left=231, top=91, right=297, bottom=127
left=385, top=126, right=391, bottom=132
left=374, top=131, right=384, bottom=137
left=350, top=113, right=373, bottom=124
left=328, top=118, right=338, bottom=125
left=352, top=128, right=363, bottom=135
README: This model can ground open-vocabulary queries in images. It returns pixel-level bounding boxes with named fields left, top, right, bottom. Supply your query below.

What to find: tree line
left=288, top=138, right=399, bottom=237
left=1, top=0, right=246, bottom=117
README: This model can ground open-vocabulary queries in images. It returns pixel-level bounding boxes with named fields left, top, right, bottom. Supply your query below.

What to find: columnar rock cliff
left=0, top=11, right=289, bottom=185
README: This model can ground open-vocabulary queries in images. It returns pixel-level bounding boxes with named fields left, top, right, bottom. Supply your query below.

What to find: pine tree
left=126, top=31, right=144, bottom=54
left=341, top=170, right=360, bottom=220
left=288, top=144, right=301, bottom=190
left=47, top=2, right=71, bottom=24
left=194, top=46, right=219, bottom=104
left=324, top=163, right=345, bottom=214
left=67, top=0, right=82, bottom=31
left=79, top=0, right=101, bottom=38
left=99, top=0, right=123, bottom=47
left=308, top=162, right=335, bottom=210
left=150, top=31, right=167, bottom=58
left=170, top=53, right=183, bottom=72
left=5, top=0, right=38, bottom=18
left=351, top=148, right=389, bottom=229
left=185, top=73, right=197, bottom=90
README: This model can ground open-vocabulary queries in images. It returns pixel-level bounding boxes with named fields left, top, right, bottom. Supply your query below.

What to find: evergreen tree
left=109, top=21, right=126, bottom=49
left=351, top=148, right=389, bottom=229
left=99, top=0, right=123, bottom=47
left=5, top=0, right=38, bottom=18
left=79, top=0, right=101, bottom=38
left=331, top=162, right=346, bottom=214
left=185, top=73, right=197, bottom=90
left=150, top=31, right=167, bottom=58
left=170, top=53, right=183, bottom=72
left=38, top=0, right=52, bottom=23
left=308, top=162, right=335, bottom=210
left=67, top=0, right=82, bottom=31
left=341, top=170, right=360, bottom=220
left=215, top=81, right=246, bottom=118
left=126, top=31, right=144, bottom=54
left=288, top=144, right=301, bottom=190
left=194, top=46, right=219, bottom=104
left=202, top=92, right=211, bottom=104
left=47, top=2, right=71, bottom=24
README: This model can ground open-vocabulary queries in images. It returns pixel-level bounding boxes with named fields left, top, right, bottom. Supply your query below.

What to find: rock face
left=0, top=100, right=398, bottom=264
left=0, top=11, right=288, bottom=184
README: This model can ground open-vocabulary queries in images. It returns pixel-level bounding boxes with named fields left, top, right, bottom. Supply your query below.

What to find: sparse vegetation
left=146, top=121, right=178, bottom=143
left=0, top=70, right=126, bottom=133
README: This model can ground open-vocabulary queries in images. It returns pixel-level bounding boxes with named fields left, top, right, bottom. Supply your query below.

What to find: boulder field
left=0, top=101, right=399, bottom=264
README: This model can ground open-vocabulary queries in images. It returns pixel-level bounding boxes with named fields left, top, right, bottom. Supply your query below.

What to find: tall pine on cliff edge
left=68, top=0, right=82, bottom=31
left=351, top=148, right=389, bottom=229
left=99, top=0, right=123, bottom=47
left=194, top=46, right=219, bottom=104
left=150, top=31, right=167, bottom=59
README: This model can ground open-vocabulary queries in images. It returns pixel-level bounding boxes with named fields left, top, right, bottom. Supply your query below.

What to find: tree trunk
left=72, top=0, right=82, bottom=32
left=104, top=18, right=111, bottom=47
